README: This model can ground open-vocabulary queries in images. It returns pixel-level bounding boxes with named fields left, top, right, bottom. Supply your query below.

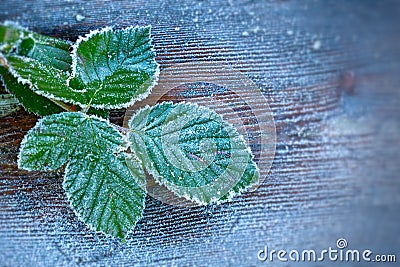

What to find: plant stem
left=0, top=53, right=9, bottom=68
left=113, top=124, right=130, bottom=134
left=49, top=98, right=76, bottom=112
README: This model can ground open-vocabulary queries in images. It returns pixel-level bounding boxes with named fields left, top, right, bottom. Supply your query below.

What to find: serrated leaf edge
left=1, top=55, right=52, bottom=111
left=62, top=153, right=147, bottom=239
left=7, top=54, right=101, bottom=112
left=67, top=26, right=113, bottom=87
left=127, top=101, right=260, bottom=205
left=5, top=55, right=84, bottom=108
left=1, top=64, right=60, bottom=116
left=4, top=25, right=159, bottom=110
left=1, top=21, right=73, bottom=57
left=17, top=112, right=128, bottom=171
left=17, top=112, right=145, bottom=238
left=67, top=25, right=160, bottom=110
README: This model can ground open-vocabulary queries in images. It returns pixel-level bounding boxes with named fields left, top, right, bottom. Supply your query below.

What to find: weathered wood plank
left=1, top=0, right=399, bottom=266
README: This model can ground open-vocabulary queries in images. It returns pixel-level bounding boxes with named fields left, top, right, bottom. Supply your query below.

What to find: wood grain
left=1, top=1, right=399, bottom=266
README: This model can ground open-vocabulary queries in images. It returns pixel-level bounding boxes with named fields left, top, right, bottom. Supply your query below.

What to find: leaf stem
left=0, top=53, right=9, bottom=68
left=48, top=98, right=76, bottom=112
left=113, top=124, right=130, bottom=134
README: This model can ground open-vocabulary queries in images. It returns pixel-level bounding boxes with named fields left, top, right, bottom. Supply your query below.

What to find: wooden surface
left=1, top=1, right=400, bottom=266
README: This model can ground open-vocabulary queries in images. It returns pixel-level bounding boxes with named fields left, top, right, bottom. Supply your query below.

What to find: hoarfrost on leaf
left=18, top=112, right=146, bottom=238
left=68, top=26, right=159, bottom=109
left=0, top=65, right=64, bottom=116
left=6, top=55, right=88, bottom=106
left=0, top=21, right=72, bottom=71
left=2, top=21, right=263, bottom=237
left=127, top=102, right=259, bottom=204
left=0, top=21, right=73, bottom=115
left=1, top=23, right=159, bottom=112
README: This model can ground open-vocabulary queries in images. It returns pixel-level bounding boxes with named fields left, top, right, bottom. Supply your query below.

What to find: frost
left=0, top=92, right=20, bottom=117
left=127, top=102, right=259, bottom=204
left=1, top=21, right=72, bottom=71
left=0, top=21, right=73, bottom=115
left=6, top=55, right=87, bottom=107
left=67, top=25, right=159, bottom=109
left=2, top=22, right=261, bottom=238
left=75, top=14, right=85, bottom=22
left=312, top=40, right=321, bottom=50
left=1, top=23, right=159, bottom=112
left=0, top=65, right=64, bottom=116
left=18, top=112, right=146, bottom=238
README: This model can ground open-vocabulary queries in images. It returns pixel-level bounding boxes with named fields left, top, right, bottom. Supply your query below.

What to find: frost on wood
left=0, top=92, right=19, bottom=117
left=18, top=112, right=146, bottom=238
left=67, top=26, right=159, bottom=109
left=128, top=102, right=259, bottom=204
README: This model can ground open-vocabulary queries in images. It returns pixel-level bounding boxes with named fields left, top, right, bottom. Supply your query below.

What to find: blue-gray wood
left=0, top=0, right=399, bottom=266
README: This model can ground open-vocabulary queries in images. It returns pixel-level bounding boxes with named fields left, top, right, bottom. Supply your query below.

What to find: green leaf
left=6, top=55, right=88, bottom=104
left=4, top=55, right=109, bottom=117
left=127, top=102, right=259, bottom=204
left=68, top=26, right=159, bottom=109
left=1, top=21, right=72, bottom=71
left=18, top=112, right=146, bottom=238
left=0, top=21, right=75, bottom=116
left=5, top=26, right=159, bottom=110
left=0, top=65, right=64, bottom=116
left=17, top=32, right=72, bottom=71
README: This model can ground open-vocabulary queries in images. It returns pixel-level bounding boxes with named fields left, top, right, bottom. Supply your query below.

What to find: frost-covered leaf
left=17, top=31, right=72, bottom=71
left=2, top=59, right=104, bottom=117
left=7, top=55, right=134, bottom=115
left=68, top=26, right=159, bottom=109
left=18, top=112, right=146, bottom=238
left=0, top=65, right=64, bottom=116
left=5, top=25, right=159, bottom=110
left=0, top=22, right=75, bottom=115
left=6, top=55, right=88, bottom=105
left=127, top=102, right=259, bottom=204
left=3, top=55, right=110, bottom=117
left=1, top=21, right=72, bottom=71
left=64, top=154, right=146, bottom=239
